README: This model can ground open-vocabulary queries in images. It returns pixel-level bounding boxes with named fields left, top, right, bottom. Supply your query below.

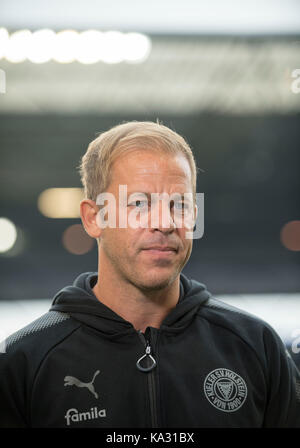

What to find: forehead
left=110, top=149, right=192, bottom=184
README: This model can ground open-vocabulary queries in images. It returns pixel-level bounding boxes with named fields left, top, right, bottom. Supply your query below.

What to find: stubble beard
left=101, top=234, right=192, bottom=294
left=104, top=244, right=179, bottom=292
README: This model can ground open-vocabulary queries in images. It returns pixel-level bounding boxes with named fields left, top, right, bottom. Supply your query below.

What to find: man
left=0, top=121, right=299, bottom=428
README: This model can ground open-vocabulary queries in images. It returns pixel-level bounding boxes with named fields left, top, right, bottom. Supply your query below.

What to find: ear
left=193, top=203, right=198, bottom=227
left=80, top=199, right=103, bottom=240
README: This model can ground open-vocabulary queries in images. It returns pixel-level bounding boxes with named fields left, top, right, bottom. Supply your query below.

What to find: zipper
left=136, top=331, right=156, bottom=372
left=136, top=328, right=159, bottom=428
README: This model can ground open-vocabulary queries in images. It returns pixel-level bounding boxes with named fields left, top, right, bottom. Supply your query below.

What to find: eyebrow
left=127, top=192, right=192, bottom=201
left=127, top=192, right=151, bottom=198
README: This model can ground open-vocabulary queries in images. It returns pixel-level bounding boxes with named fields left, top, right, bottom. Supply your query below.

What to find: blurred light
left=0, top=28, right=9, bottom=60
left=37, top=188, right=84, bottom=218
left=0, top=28, right=151, bottom=64
left=52, top=30, right=79, bottom=63
left=27, top=29, right=56, bottom=63
left=0, top=217, right=17, bottom=252
left=62, top=224, right=95, bottom=255
left=2, top=226, right=26, bottom=257
left=101, top=31, right=125, bottom=64
left=75, top=30, right=104, bottom=64
left=280, top=220, right=300, bottom=251
left=123, top=33, right=151, bottom=63
left=5, top=29, right=32, bottom=63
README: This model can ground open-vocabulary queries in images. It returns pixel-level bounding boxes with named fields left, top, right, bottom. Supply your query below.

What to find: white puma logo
left=64, top=370, right=100, bottom=399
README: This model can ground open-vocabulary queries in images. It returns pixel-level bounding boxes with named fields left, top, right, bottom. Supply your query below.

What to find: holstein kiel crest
left=204, top=368, right=247, bottom=412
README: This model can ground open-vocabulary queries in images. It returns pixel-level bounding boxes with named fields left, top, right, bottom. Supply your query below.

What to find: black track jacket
left=0, top=272, right=299, bottom=428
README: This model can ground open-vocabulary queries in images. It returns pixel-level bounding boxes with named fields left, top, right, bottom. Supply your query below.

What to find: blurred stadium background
left=0, top=0, right=299, bottom=365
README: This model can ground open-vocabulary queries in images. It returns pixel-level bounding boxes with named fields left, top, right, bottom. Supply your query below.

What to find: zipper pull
left=136, top=339, right=157, bottom=372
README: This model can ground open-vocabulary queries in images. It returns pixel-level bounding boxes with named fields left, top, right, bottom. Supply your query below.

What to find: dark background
left=1, top=112, right=299, bottom=300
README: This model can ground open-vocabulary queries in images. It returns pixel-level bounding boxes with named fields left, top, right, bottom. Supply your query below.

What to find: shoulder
left=200, top=295, right=273, bottom=329
left=198, top=296, right=286, bottom=363
left=2, top=311, right=80, bottom=360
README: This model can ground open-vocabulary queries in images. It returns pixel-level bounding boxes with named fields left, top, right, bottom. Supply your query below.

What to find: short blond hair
left=78, top=121, right=197, bottom=202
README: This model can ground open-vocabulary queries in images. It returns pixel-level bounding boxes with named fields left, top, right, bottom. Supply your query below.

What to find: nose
left=149, top=198, right=176, bottom=234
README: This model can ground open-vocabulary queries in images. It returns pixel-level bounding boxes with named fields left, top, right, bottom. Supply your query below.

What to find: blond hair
left=78, top=121, right=197, bottom=202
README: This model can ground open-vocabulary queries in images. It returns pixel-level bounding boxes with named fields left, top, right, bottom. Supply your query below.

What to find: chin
left=131, top=270, right=178, bottom=292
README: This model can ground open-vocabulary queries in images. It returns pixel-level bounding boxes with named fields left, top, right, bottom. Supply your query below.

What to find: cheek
left=178, top=228, right=192, bottom=248
left=102, top=227, right=139, bottom=253
left=101, top=228, right=121, bottom=254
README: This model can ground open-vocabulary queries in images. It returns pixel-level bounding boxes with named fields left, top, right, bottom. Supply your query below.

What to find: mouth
left=141, top=246, right=178, bottom=258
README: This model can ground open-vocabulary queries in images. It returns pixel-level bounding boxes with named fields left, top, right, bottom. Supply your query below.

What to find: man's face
left=98, top=149, right=195, bottom=291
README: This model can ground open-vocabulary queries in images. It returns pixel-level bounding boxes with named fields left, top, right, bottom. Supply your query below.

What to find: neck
left=92, top=259, right=180, bottom=334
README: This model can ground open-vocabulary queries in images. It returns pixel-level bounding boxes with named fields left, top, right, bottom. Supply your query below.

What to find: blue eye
left=129, top=200, right=148, bottom=208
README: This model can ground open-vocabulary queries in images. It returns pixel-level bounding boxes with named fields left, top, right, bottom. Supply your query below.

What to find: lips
left=141, top=246, right=178, bottom=260
left=142, top=246, right=177, bottom=252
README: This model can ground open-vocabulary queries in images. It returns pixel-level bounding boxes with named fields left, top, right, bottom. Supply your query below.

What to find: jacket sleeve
left=0, top=347, right=29, bottom=428
left=262, top=324, right=300, bottom=427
